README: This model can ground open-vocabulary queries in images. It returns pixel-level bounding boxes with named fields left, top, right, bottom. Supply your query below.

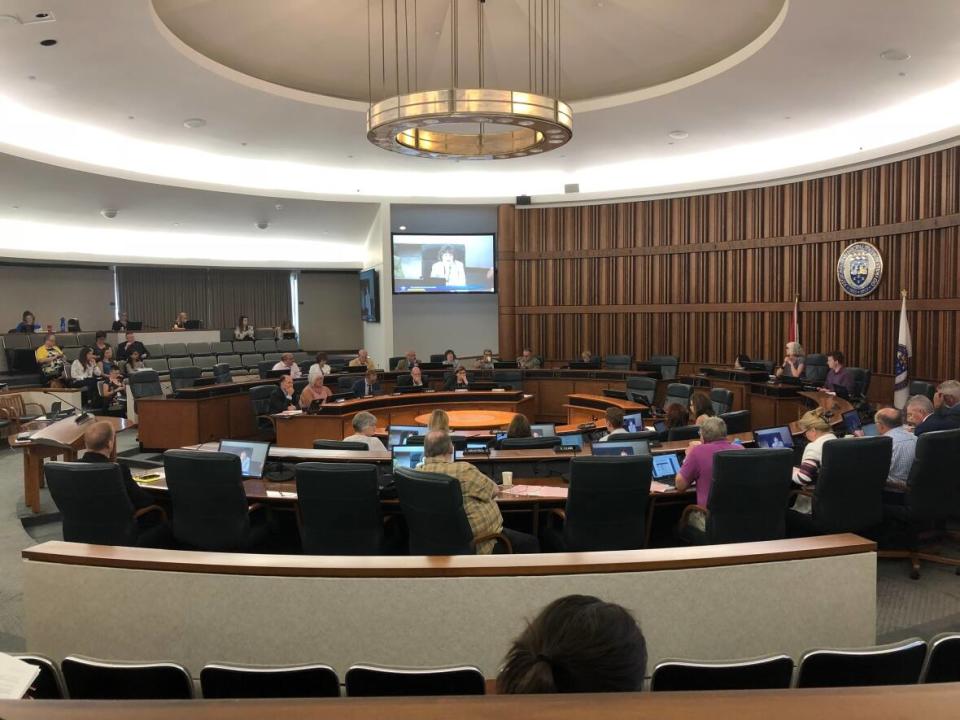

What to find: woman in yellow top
left=34, top=333, right=65, bottom=382
left=298, top=372, right=332, bottom=410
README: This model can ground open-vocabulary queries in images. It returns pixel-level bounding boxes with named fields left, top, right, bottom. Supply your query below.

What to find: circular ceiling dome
left=152, top=0, right=786, bottom=107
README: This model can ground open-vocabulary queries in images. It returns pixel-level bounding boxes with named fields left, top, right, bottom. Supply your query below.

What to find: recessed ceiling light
left=39, top=38, right=57, bottom=47
left=274, top=203, right=284, bottom=211
left=399, top=225, right=407, bottom=231
left=668, top=130, right=689, bottom=140
left=880, top=49, right=910, bottom=62
left=182, top=118, right=207, bottom=129
left=27, top=75, right=36, bottom=81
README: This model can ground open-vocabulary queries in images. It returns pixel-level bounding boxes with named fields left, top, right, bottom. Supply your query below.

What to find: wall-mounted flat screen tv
left=360, top=268, right=379, bottom=322
left=392, top=233, right=496, bottom=294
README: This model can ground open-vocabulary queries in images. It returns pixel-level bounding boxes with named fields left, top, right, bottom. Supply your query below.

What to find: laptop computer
left=419, top=362, right=445, bottom=371
left=754, top=426, right=794, bottom=449
left=651, top=452, right=681, bottom=486
left=461, top=439, right=491, bottom=455
left=653, top=420, right=667, bottom=435
left=266, top=369, right=292, bottom=378
left=568, top=361, right=600, bottom=370
left=396, top=384, right=427, bottom=393
left=493, top=361, right=516, bottom=369
left=218, top=439, right=270, bottom=479
left=555, top=432, right=584, bottom=452
left=392, top=445, right=425, bottom=472
left=327, top=392, right=353, bottom=403
left=530, top=423, right=556, bottom=438
left=592, top=439, right=650, bottom=457
left=184, top=320, right=202, bottom=330
left=127, top=321, right=143, bottom=331
left=742, top=361, right=770, bottom=372
left=622, top=412, right=644, bottom=432
left=842, top=409, right=878, bottom=436
left=342, top=365, right=368, bottom=373
left=388, top=424, right=427, bottom=448
left=469, top=382, right=498, bottom=391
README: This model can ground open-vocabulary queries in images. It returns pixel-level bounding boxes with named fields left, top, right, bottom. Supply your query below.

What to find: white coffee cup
left=501, top=471, right=513, bottom=487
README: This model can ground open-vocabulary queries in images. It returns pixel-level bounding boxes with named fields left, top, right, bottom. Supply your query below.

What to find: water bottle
left=59, top=317, right=65, bottom=332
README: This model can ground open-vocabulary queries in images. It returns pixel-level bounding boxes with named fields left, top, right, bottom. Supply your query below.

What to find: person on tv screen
left=429, top=245, right=466, bottom=287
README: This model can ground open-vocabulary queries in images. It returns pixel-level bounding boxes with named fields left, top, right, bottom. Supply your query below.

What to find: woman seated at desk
left=299, top=372, right=332, bottom=410
left=777, top=342, right=805, bottom=378
left=99, top=366, right=126, bottom=410
left=125, top=349, right=145, bottom=374
left=443, top=366, right=471, bottom=391
left=70, top=347, right=102, bottom=405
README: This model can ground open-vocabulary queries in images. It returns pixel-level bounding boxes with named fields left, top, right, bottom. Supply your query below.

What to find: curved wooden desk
left=275, top=391, right=533, bottom=447
left=414, top=409, right=517, bottom=430
left=1, top=684, right=958, bottom=720
left=21, top=535, right=876, bottom=689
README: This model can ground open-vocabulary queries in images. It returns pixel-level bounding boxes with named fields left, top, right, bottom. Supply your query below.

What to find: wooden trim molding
left=22, top=535, right=874, bottom=578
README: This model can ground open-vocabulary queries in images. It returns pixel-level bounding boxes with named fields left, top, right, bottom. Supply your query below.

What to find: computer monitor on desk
left=754, top=426, right=794, bottom=449
left=218, top=439, right=270, bottom=479
left=592, top=440, right=650, bottom=457
left=392, top=445, right=425, bottom=471
left=530, top=423, right=556, bottom=437
left=388, top=425, right=427, bottom=448
left=184, top=320, right=202, bottom=330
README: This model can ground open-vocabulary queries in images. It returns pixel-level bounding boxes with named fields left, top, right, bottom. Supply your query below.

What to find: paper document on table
left=278, top=410, right=304, bottom=416
left=266, top=490, right=297, bottom=499
left=0, top=652, right=40, bottom=699
left=650, top=481, right=674, bottom=493
left=501, top=484, right=568, bottom=498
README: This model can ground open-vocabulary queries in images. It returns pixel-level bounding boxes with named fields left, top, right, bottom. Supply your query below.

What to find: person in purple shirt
left=674, top=416, right=744, bottom=542
left=823, top=350, right=855, bottom=394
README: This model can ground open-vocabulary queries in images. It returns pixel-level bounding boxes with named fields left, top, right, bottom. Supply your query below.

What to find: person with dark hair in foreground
left=497, top=594, right=647, bottom=694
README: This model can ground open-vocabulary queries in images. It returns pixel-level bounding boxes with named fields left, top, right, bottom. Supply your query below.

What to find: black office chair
left=604, top=354, right=632, bottom=370
left=405, top=434, right=467, bottom=450
left=61, top=655, right=194, bottom=699
left=626, top=376, right=657, bottom=405
left=344, top=663, right=485, bottom=697
left=200, top=663, right=340, bottom=698
left=212, top=362, right=232, bottom=384
left=296, top=462, right=384, bottom=555
left=908, top=380, right=936, bottom=401
left=396, top=373, right=414, bottom=387
left=754, top=359, right=776, bottom=374
left=543, top=456, right=652, bottom=552
left=680, top=449, right=793, bottom=545
left=664, top=382, right=692, bottom=409
left=394, top=466, right=511, bottom=554
left=249, top=384, right=280, bottom=441
left=719, top=410, right=751, bottom=434
left=499, top=436, right=562, bottom=450
left=256, top=360, right=275, bottom=379
left=880, top=429, right=960, bottom=578
left=493, top=369, right=523, bottom=389
left=44, top=462, right=169, bottom=548
left=650, top=654, right=794, bottom=691
left=13, top=654, right=66, bottom=699
left=797, top=638, right=927, bottom=687
left=847, top=367, right=872, bottom=401
left=921, top=632, right=960, bottom=683
left=787, top=436, right=892, bottom=538
left=803, top=353, right=828, bottom=384
left=337, top=376, right=356, bottom=392
left=312, top=439, right=369, bottom=451
left=647, top=354, right=679, bottom=380
left=163, top=450, right=270, bottom=552
left=169, top=365, right=201, bottom=391
left=129, top=369, right=163, bottom=408
left=667, top=424, right=701, bottom=442
left=709, top=388, right=734, bottom=415
left=388, top=355, right=405, bottom=370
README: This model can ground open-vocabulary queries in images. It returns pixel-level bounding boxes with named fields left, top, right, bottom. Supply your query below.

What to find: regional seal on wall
left=837, top=241, right=883, bottom=297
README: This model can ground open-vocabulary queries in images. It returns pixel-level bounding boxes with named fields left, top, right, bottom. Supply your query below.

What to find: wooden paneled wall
left=498, top=145, right=960, bottom=386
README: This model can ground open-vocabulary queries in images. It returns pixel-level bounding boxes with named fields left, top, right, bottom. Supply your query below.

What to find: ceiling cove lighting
left=0, top=219, right=364, bottom=268
left=365, top=0, right=572, bottom=160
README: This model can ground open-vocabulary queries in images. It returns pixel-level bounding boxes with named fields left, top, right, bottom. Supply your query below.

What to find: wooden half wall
left=498, top=145, right=960, bottom=397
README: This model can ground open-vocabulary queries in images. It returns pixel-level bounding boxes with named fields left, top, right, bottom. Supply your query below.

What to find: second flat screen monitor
left=393, top=234, right=496, bottom=294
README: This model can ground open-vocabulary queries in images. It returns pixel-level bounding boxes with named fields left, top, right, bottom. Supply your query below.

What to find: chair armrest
left=133, top=505, right=167, bottom=522
left=679, top=504, right=708, bottom=525
left=472, top=532, right=513, bottom=554
left=548, top=508, right=566, bottom=522
left=24, top=402, right=45, bottom=414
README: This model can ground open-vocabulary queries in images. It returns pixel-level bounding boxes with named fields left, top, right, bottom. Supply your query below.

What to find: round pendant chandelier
left=365, top=0, right=572, bottom=160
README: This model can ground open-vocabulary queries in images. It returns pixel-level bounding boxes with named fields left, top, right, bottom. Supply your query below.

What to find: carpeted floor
left=0, top=433, right=957, bottom=653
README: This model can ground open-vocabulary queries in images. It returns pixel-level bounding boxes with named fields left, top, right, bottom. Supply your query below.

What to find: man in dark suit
left=79, top=421, right=156, bottom=510
left=397, top=366, right=426, bottom=389
left=443, top=366, right=470, bottom=391
left=914, top=380, right=960, bottom=435
left=352, top=369, right=382, bottom=398
left=117, top=331, right=148, bottom=361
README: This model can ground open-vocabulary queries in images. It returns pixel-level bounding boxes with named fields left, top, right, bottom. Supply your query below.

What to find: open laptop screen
left=392, top=445, right=425, bottom=471
left=622, top=412, right=644, bottom=432
left=530, top=423, right=556, bottom=437
left=754, top=426, right=794, bottom=449
left=652, top=453, right=681, bottom=480
left=388, top=425, right=427, bottom=448
left=218, top=439, right=270, bottom=479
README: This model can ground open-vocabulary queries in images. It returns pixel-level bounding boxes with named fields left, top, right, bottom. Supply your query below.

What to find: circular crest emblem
left=837, top=241, right=883, bottom=297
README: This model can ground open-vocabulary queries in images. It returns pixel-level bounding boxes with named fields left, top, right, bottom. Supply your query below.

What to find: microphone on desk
left=42, top=391, right=93, bottom=423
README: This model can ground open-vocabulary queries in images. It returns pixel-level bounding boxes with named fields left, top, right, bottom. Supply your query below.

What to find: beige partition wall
left=24, top=537, right=876, bottom=679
